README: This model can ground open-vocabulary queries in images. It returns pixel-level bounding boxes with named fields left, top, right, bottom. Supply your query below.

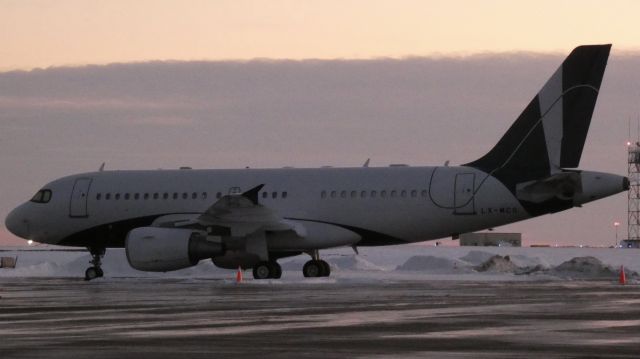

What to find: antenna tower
left=627, top=117, right=640, bottom=247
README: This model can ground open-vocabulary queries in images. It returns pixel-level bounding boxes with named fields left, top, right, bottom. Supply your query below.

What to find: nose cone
left=5, top=205, right=30, bottom=239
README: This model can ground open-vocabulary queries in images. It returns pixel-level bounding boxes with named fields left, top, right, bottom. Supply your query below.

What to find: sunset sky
left=2, top=0, right=640, bottom=70
left=1, top=1, right=639, bottom=246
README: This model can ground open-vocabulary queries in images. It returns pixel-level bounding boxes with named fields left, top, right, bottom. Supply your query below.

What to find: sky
left=1, top=0, right=639, bottom=246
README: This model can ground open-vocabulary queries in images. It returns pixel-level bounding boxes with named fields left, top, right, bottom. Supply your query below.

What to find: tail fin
left=465, top=44, right=611, bottom=190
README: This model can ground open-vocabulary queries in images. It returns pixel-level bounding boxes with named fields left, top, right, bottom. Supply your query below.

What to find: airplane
left=5, top=44, right=628, bottom=281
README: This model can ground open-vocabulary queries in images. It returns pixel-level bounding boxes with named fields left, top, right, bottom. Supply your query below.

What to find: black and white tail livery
left=5, top=45, right=628, bottom=280
left=466, top=45, right=617, bottom=214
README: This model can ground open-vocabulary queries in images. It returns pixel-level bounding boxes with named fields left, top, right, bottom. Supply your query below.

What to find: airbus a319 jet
left=5, top=45, right=627, bottom=280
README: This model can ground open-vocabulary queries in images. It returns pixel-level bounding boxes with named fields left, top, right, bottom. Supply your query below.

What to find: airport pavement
left=1, top=278, right=639, bottom=358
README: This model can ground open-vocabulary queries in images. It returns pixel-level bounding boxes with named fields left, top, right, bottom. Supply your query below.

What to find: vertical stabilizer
left=465, top=45, right=611, bottom=191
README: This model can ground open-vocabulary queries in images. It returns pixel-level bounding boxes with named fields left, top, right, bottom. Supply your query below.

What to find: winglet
left=242, top=184, right=265, bottom=205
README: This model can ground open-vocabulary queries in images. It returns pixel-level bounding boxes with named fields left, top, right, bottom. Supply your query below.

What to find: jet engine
left=125, top=227, right=225, bottom=272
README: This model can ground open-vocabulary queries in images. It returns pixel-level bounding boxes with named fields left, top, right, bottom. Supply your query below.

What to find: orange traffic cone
left=619, top=265, right=626, bottom=285
left=236, top=266, right=243, bottom=283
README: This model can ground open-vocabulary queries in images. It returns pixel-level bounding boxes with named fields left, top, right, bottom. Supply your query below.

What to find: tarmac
left=1, top=277, right=639, bottom=358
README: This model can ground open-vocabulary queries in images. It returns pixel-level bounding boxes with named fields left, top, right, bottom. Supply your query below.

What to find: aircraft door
left=69, top=178, right=92, bottom=218
left=454, top=173, right=475, bottom=215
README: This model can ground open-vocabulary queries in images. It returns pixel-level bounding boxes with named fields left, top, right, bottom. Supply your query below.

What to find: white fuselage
left=7, top=165, right=625, bottom=251
left=7, top=166, right=527, bottom=247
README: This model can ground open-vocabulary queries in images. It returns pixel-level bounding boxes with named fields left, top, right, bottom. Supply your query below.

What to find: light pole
left=614, top=221, right=620, bottom=247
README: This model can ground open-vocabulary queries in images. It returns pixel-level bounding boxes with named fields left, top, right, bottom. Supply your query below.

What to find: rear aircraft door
left=69, top=178, right=92, bottom=218
left=454, top=173, right=475, bottom=215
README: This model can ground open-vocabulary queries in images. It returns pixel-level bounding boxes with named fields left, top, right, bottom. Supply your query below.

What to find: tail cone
left=619, top=265, right=626, bottom=285
left=236, top=266, right=243, bottom=283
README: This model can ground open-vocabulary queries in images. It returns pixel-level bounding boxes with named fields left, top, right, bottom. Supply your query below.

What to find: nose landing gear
left=85, top=247, right=105, bottom=281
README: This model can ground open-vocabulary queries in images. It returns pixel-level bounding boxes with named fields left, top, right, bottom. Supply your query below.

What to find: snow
left=474, top=255, right=519, bottom=273
left=396, top=256, right=473, bottom=273
left=459, top=250, right=495, bottom=265
left=327, top=255, right=385, bottom=271
left=1, top=245, right=638, bottom=282
left=548, top=256, right=637, bottom=279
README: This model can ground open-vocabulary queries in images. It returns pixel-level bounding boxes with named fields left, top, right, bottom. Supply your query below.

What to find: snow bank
left=0, top=249, right=231, bottom=278
left=396, top=255, right=472, bottom=273
left=459, top=251, right=495, bottom=266
left=2, top=246, right=639, bottom=281
left=474, top=255, right=519, bottom=273
left=459, top=250, right=549, bottom=269
left=327, top=255, right=385, bottom=271
left=548, top=256, right=637, bottom=279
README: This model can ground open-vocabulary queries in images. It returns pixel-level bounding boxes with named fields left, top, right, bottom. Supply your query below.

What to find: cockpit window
left=30, top=189, right=52, bottom=203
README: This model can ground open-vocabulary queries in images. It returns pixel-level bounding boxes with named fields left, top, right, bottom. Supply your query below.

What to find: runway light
left=627, top=141, right=632, bottom=146
left=27, top=240, right=33, bottom=246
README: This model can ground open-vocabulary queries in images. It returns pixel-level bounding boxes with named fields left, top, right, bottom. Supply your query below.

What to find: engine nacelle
left=125, top=227, right=225, bottom=272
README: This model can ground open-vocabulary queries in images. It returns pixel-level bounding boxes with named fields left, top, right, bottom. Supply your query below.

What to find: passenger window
left=371, top=190, right=377, bottom=198
left=106, top=193, right=111, bottom=200
left=182, top=193, right=188, bottom=199
left=163, top=193, right=169, bottom=200
left=144, top=193, right=149, bottom=200
left=411, top=190, right=417, bottom=198
left=401, top=190, right=407, bottom=198
left=173, top=193, right=178, bottom=200
left=330, top=191, right=337, bottom=198
left=124, top=193, right=130, bottom=200
left=282, top=192, right=287, bottom=199
left=340, top=191, right=346, bottom=198
left=360, top=190, right=367, bottom=198
left=321, top=191, right=327, bottom=199
left=192, top=192, right=197, bottom=199
left=115, top=193, right=120, bottom=200
left=262, top=192, right=268, bottom=199
left=96, top=193, right=101, bottom=200
left=202, top=192, right=207, bottom=199
left=153, top=193, right=159, bottom=199
left=391, top=190, right=397, bottom=198
left=381, top=191, right=387, bottom=198
left=134, top=193, right=140, bottom=200
left=350, top=191, right=357, bottom=198
left=421, top=190, right=428, bottom=197
left=272, top=192, right=278, bottom=199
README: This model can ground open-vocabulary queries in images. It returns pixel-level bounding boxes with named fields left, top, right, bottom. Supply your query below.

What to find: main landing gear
left=85, top=247, right=105, bottom=281
left=302, top=250, right=330, bottom=278
left=302, top=260, right=330, bottom=277
left=249, top=250, right=331, bottom=279
left=252, top=261, right=282, bottom=279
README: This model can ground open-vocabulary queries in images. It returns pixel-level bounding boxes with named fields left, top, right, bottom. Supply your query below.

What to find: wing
left=149, top=184, right=360, bottom=261
left=196, top=184, right=297, bottom=237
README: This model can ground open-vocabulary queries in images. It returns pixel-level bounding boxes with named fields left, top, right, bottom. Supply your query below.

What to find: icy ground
left=0, top=245, right=638, bottom=282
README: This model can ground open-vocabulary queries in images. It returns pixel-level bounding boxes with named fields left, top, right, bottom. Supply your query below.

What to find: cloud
left=0, top=96, right=197, bottom=111
left=1, top=51, right=639, bottom=246
left=128, top=115, right=197, bottom=127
